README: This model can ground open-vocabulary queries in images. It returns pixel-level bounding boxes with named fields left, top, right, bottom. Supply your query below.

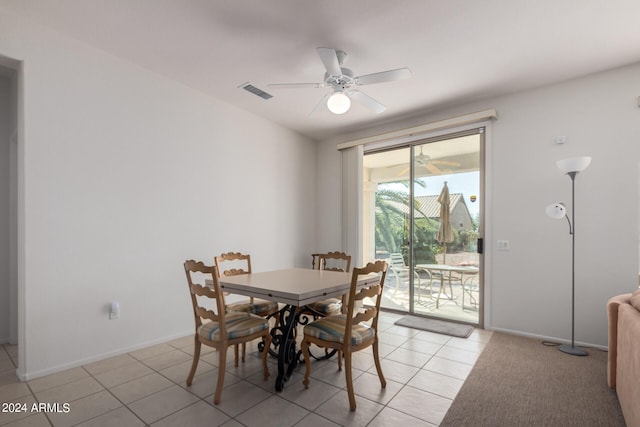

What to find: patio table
left=416, top=264, right=479, bottom=307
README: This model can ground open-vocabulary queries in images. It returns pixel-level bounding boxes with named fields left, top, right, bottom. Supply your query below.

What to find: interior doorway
left=0, top=60, right=19, bottom=374
left=363, top=128, right=484, bottom=326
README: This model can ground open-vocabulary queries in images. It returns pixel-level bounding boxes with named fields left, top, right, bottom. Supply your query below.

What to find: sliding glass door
left=362, top=128, right=483, bottom=325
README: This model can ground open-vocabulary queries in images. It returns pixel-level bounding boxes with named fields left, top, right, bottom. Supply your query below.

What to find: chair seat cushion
left=199, top=312, right=269, bottom=341
left=227, top=299, right=279, bottom=317
left=306, top=298, right=341, bottom=316
left=303, top=314, right=374, bottom=346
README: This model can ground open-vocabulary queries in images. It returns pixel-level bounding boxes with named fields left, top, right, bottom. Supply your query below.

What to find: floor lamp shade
left=556, top=156, right=591, bottom=174
left=545, top=203, right=567, bottom=220
left=547, top=156, right=591, bottom=356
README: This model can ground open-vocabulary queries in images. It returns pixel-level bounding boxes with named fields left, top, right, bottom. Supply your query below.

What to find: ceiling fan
left=397, top=147, right=461, bottom=176
left=268, top=47, right=411, bottom=115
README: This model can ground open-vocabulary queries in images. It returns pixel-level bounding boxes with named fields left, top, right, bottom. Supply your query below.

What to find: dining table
left=217, top=267, right=379, bottom=391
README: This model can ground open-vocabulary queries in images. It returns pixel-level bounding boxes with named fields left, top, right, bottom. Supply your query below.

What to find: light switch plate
left=497, top=240, right=510, bottom=251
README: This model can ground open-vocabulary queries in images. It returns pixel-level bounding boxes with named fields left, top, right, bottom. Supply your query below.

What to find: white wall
left=0, top=10, right=316, bottom=379
left=0, top=74, right=10, bottom=343
left=318, top=62, right=640, bottom=348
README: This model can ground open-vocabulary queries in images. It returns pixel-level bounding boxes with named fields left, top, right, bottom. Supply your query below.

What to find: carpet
left=394, top=315, right=474, bottom=338
left=440, top=332, right=625, bottom=426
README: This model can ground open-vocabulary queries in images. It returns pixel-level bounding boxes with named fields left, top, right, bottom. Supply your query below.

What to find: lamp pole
left=547, top=156, right=591, bottom=356
left=558, top=170, right=588, bottom=356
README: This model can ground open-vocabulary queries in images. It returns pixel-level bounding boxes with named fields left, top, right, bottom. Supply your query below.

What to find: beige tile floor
left=0, top=311, right=492, bottom=427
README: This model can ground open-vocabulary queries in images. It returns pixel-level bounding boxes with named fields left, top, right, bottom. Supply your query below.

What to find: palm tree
left=375, top=187, right=408, bottom=255
left=374, top=182, right=438, bottom=263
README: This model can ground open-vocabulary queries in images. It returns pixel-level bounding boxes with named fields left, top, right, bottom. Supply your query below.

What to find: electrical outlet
left=109, top=302, right=120, bottom=320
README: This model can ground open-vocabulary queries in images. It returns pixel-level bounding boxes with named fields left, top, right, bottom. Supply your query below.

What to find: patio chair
left=387, top=253, right=423, bottom=297
left=462, top=271, right=479, bottom=310
left=301, top=260, right=388, bottom=410
left=183, top=260, right=271, bottom=404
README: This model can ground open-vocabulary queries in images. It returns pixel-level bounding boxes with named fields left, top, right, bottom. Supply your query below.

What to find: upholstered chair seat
left=227, top=299, right=279, bottom=317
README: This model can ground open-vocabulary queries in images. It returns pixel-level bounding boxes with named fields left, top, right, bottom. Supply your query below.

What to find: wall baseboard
left=488, top=327, right=606, bottom=351
left=18, top=329, right=193, bottom=381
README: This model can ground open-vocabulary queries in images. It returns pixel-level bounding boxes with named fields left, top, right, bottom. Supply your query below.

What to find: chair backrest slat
left=354, top=285, right=381, bottom=301
left=191, top=282, right=218, bottom=299
left=389, top=253, right=406, bottom=268
left=222, top=267, right=248, bottom=276
left=194, top=305, right=218, bottom=322
left=352, top=307, right=377, bottom=325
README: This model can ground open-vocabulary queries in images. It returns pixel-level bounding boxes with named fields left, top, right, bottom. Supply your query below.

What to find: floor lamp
left=546, top=156, right=591, bottom=356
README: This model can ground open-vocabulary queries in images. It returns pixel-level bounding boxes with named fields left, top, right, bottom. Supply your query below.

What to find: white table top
left=417, top=264, right=479, bottom=273
left=218, top=268, right=378, bottom=306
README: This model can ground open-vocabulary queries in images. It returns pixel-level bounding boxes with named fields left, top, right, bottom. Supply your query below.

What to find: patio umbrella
left=436, top=181, right=454, bottom=264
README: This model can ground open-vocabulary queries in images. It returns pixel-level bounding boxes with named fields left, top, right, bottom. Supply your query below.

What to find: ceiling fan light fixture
left=327, top=91, right=351, bottom=114
left=269, top=48, right=409, bottom=116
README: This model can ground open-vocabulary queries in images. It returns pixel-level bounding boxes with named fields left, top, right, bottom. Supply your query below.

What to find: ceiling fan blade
left=308, top=93, right=331, bottom=116
left=425, top=162, right=442, bottom=174
left=397, top=165, right=410, bottom=177
left=355, top=68, right=411, bottom=85
left=432, top=159, right=461, bottom=167
left=349, top=90, right=386, bottom=114
left=267, top=82, right=324, bottom=89
left=316, top=47, right=342, bottom=76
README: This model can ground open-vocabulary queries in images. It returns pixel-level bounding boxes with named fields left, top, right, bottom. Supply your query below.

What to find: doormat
left=394, top=315, right=474, bottom=338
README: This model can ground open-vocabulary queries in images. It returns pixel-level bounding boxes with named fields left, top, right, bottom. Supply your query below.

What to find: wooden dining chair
left=307, top=251, right=352, bottom=317
left=311, top=251, right=352, bottom=273
left=214, top=252, right=280, bottom=318
left=301, top=260, right=388, bottom=410
left=215, top=252, right=280, bottom=359
left=183, top=260, right=271, bottom=405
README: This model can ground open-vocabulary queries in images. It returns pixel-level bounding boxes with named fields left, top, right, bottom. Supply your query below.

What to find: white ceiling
left=4, top=0, right=640, bottom=141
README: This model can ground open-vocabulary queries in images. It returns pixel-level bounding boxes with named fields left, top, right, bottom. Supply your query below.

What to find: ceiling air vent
left=239, top=82, right=273, bottom=100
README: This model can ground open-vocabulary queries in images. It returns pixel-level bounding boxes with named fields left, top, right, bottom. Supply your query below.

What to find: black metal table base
left=268, top=304, right=336, bottom=391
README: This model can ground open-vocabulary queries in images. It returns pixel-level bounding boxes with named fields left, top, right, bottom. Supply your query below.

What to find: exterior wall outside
left=450, top=202, right=473, bottom=231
